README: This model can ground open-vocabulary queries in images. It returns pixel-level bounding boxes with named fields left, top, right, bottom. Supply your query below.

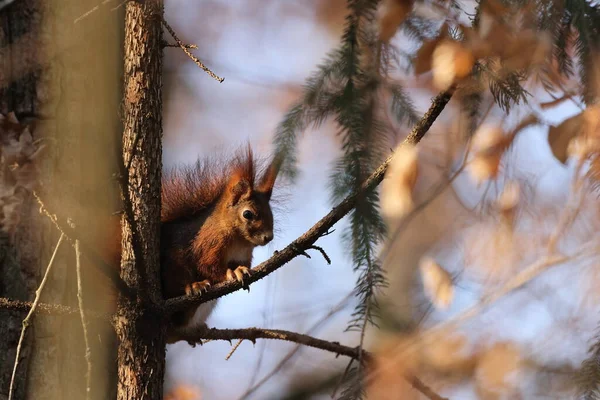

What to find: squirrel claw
left=226, top=266, right=251, bottom=283
left=185, top=280, right=211, bottom=296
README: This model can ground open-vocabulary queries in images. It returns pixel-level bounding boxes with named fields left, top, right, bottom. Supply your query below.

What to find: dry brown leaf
left=378, top=0, right=415, bottom=43
left=501, top=30, right=551, bottom=71
left=419, top=256, right=454, bottom=309
left=497, top=181, right=520, bottom=226
left=381, top=144, right=419, bottom=221
left=539, top=93, right=577, bottom=110
left=583, top=104, right=600, bottom=133
left=368, top=335, right=421, bottom=400
left=589, top=154, right=600, bottom=183
left=413, top=23, right=448, bottom=75
left=497, top=181, right=519, bottom=213
left=568, top=134, right=600, bottom=161
left=509, top=114, right=540, bottom=138
left=467, top=125, right=512, bottom=183
left=421, top=333, right=477, bottom=376
left=432, top=39, right=475, bottom=90
left=548, top=112, right=586, bottom=164
left=475, top=342, right=523, bottom=399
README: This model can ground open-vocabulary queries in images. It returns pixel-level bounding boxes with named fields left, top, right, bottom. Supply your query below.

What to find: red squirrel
left=104, top=145, right=280, bottom=343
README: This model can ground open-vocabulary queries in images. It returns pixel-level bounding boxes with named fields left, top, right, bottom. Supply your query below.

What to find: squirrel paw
left=185, top=280, right=211, bottom=296
left=226, top=266, right=251, bottom=283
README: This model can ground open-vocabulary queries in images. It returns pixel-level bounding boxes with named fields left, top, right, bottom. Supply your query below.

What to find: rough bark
left=115, top=1, right=166, bottom=399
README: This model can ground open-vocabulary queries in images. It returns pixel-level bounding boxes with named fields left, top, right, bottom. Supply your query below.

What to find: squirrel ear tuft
left=226, top=174, right=252, bottom=206
left=225, top=146, right=255, bottom=206
left=257, top=156, right=281, bottom=200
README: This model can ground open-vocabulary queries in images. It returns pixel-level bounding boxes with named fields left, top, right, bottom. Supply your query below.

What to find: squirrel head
left=221, top=149, right=281, bottom=246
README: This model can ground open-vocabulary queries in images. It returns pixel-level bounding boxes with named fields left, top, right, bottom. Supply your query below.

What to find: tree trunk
left=115, top=1, right=166, bottom=399
left=0, top=2, right=51, bottom=399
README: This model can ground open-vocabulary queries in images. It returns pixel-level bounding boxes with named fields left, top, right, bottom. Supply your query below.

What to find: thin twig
left=73, top=0, right=120, bottom=24
left=163, top=42, right=197, bottom=49
left=160, top=18, right=224, bottom=83
left=225, top=339, right=244, bottom=361
left=309, top=245, right=332, bottom=264
left=8, top=234, right=65, bottom=400
left=76, top=241, right=92, bottom=400
left=165, top=88, right=454, bottom=315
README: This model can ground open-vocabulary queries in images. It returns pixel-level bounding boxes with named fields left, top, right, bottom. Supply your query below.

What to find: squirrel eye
left=242, top=210, right=255, bottom=220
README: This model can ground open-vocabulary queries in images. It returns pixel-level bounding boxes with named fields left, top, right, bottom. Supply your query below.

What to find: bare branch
left=163, top=42, right=197, bottom=49
left=187, top=325, right=445, bottom=400
left=180, top=326, right=364, bottom=360
left=160, top=18, right=224, bottom=83
left=8, top=234, right=65, bottom=400
left=164, top=88, right=454, bottom=315
left=75, top=241, right=92, bottom=400
left=0, top=297, right=79, bottom=316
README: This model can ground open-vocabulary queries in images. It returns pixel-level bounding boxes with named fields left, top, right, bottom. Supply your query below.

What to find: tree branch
left=160, top=18, right=224, bottom=82
left=163, top=41, right=197, bottom=49
left=165, top=88, right=454, bottom=315
left=182, top=326, right=364, bottom=360
left=0, top=297, right=81, bottom=316
left=0, top=298, right=109, bottom=321
left=183, top=325, right=447, bottom=400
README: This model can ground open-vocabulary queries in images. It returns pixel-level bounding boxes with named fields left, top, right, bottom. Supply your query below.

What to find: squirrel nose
left=262, top=233, right=273, bottom=244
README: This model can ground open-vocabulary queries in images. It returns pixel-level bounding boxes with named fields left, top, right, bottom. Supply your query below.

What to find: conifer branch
left=165, top=88, right=453, bottom=315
